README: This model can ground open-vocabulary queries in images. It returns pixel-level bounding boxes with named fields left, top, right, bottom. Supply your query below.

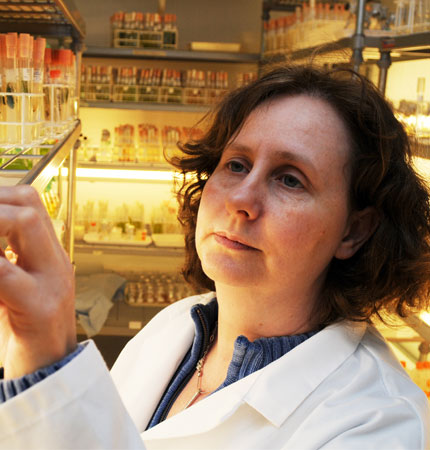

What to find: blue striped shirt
left=147, top=297, right=317, bottom=428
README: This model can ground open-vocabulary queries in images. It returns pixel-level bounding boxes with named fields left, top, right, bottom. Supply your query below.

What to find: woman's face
left=195, top=94, right=354, bottom=297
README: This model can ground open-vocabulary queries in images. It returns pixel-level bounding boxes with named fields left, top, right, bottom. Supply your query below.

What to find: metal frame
left=0, top=0, right=85, bottom=39
left=261, top=1, right=430, bottom=95
left=80, top=100, right=210, bottom=113
left=83, top=46, right=260, bottom=64
left=12, top=121, right=82, bottom=192
left=0, top=0, right=85, bottom=262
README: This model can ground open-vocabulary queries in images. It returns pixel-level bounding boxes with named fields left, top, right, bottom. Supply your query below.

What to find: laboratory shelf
left=77, top=161, right=175, bottom=172
left=74, top=242, right=185, bottom=258
left=262, top=0, right=302, bottom=15
left=83, top=46, right=260, bottom=64
left=0, top=0, right=85, bottom=39
left=80, top=100, right=210, bottom=113
left=0, top=120, right=81, bottom=193
left=263, top=32, right=430, bottom=66
left=77, top=324, right=140, bottom=337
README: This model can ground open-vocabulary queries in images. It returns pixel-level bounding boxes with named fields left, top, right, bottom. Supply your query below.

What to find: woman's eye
left=281, top=174, right=303, bottom=188
left=228, top=161, right=246, bottom=173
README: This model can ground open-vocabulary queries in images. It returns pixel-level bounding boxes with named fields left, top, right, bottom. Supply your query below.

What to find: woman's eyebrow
left=227, top=143, right=317, bottom=175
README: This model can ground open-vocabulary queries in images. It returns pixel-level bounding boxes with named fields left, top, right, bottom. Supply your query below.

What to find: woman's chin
left=201, top=259, right=261, bottom=288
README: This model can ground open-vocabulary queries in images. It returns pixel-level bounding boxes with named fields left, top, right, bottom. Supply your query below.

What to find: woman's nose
left=224, top=176, right=262, bottom=220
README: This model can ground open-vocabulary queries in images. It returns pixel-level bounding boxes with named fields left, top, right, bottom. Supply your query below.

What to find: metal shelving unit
left=77, top=161, right=174, bottom=171
left=81, top=46, right=259, bottom=113
left=84, top=45, right=260, bottom=64
left=261, top=0, right=430, bottom=95
left=0, top=121, right=81, bottom=192
left=264, top=33, right=430, bottom=65
left=75, top=242, right=185, bottom=257
left=0, top=0, right=85, bottom=41
left=0, top=0, right=85, bottom=260
left=80, top=100, right=210, bottom=113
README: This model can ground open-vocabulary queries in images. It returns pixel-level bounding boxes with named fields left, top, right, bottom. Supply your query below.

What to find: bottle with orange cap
left=0, top=34, right=6, bottom=146
left=31, top=37, right=46, bottom=125
left=4, top=33, right=18, bottom=145
left=18, top=33, right=33, bottom=143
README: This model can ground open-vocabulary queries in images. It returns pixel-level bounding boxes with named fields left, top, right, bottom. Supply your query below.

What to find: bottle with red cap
left=4, top=33, right=18, bottom=144
left=49, top=49, right=63, bottom=131
left=18, top=34, right=32, bottom=95
left=0, top=34, right=6, bottom=145
left=43, top=47, right=76, bottom=134
left=32, top=38, right=46, bottom=96
left=163, top=14, right=178, bottom=49
left=30, top=37, right=46, bottom=140
left=42, top=47, right=52, bottom=129
left=18, top=33, right=34, bottom=142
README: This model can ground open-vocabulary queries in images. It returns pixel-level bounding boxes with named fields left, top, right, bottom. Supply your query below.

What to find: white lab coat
left=0, top=292, right=429, bottom=449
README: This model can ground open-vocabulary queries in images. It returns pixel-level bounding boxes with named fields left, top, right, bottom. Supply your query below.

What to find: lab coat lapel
left=141, top=367, right=260, bottom=440
left=141, top=321, right=367, bottom=441
left=243, top=320, right=367, bottom=427
left=111, top=298, right=199, bottom=432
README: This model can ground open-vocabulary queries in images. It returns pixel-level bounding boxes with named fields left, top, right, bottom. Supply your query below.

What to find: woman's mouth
left=213, top=233, right=257, bottom=251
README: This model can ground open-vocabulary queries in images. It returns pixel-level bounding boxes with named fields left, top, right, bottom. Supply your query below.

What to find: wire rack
left=0, top=0, right=85, bottom=38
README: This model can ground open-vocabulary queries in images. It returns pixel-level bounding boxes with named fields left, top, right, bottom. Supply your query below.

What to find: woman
left=0, top=64, right=429, bottom=449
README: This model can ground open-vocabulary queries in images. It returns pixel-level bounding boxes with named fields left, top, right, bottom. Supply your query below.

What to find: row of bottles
left=76, top=198, right=182, bottom=244
left=124, top=272, right=197, bottom=306
left=264, top=2, right=352, bottom=55
left=264, top=0, right=430, bottom=56
left=0, top=33, right=46, bottom=147
left=111, top=11, right=178, bottom=49
left=82, top=65, right=229, bottom=89
left=80, top=64, right=229, bottom=106
left=0, top=31, right=77, bottom=148
left=237, top=71, right=258, bottom=88
left=395, top=77, right=430, bottom=139
left=78, top=123, right=203, bottom=164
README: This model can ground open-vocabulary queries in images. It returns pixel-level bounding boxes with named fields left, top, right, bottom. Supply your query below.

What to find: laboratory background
left=0, top=0, right=430, bottom=399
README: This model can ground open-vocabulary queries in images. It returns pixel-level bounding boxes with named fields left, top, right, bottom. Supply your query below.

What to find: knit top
left=147, top=297, right=318, bottom=428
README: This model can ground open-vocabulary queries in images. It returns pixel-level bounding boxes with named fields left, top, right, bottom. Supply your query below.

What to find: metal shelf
left=263, top=32, right=430, bottom=65
left=77, top=161, right=175, bottom=172
left=83, top=46, right=260, bottom=64
left=262, top=0, right=302, bottom=17
left=75, top=242, right=185, bottom=257
left=365, top=31, right=430, bottom=53
left=80, top=100, right=210, bottom=113
left=0, top=0, right=85, bottom=39
left=0, top=120, right=81, bottom=193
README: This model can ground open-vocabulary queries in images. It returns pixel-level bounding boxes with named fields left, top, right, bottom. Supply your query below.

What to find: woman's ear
left=335, top=207, right=379, bottom=260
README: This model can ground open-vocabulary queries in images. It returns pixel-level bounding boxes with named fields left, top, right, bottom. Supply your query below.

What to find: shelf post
left=351, top=0, right=366, bottom=73
left=376, top=51, right=391, bottom=95
left=65, top=139, right=79, bottom=263
left=261, top=1, right=271, bottom=61
left=71, top=38, right=84, bottom=118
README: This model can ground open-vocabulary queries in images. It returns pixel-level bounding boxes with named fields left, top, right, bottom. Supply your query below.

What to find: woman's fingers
left=0, top=204, right=64, bottom=273
left=0, top=185, right=59, bottom=243
left=0, top=185, right=77, bottom=379
left=0, top=256, right=37, bottom=314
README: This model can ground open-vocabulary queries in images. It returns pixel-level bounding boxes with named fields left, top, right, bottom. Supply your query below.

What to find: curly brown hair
left=169, top=64, right=430, bottom=327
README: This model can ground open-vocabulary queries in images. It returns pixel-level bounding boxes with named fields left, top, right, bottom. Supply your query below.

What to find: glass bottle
left=5, top=33, right=18, bottom=145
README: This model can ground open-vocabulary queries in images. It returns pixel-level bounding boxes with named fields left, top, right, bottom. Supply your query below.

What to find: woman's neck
left=211, top=282, right=318, bottom=366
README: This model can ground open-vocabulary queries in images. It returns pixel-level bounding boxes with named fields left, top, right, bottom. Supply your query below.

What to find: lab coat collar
left=142, top=318, right=367, bottom=440
left=243, top=320, right=367, bottom=427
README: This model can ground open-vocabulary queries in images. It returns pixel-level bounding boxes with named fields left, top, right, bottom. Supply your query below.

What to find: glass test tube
left=5, top=33, right=19, bottom=145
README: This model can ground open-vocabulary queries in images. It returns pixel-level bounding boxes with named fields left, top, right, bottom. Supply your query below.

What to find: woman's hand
left=0, top=185, right=76, bottom=379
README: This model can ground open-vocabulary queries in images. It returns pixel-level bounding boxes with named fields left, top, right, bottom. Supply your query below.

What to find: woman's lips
left=213, top=233, right=257, bottom=251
